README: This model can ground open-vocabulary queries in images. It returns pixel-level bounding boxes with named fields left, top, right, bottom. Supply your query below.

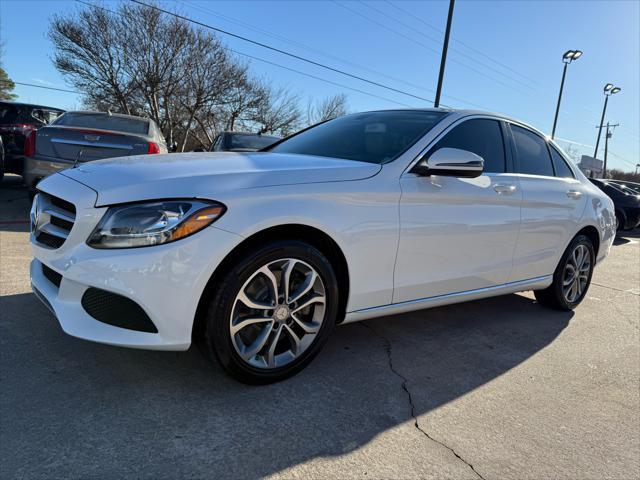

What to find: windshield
left=230, top=134, right=279, bottom=150
left=268, top=110, right=447, bottom=164
left=54, top=113, right=150, bottom=135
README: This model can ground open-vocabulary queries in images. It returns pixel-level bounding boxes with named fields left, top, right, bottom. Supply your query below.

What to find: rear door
left=507, top=123, right=587, bottom=282
left=393, top=117, right=522, bottom=303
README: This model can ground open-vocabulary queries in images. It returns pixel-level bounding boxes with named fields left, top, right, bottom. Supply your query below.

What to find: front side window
left=268, top=110, right=447, bottom=164
left=431, top=118, right=506, bottom=173
left=511, top=125, right=554, bottom=176
left=549, top=146, right=575, bottom=179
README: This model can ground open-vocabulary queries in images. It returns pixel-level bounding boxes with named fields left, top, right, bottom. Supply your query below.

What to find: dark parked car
left=608, top=179, right=640, bottom=195
left=24, top=111, right=168, bottom=195
left=0, top=101, right=65, bottom=179
left=0, top=135, right=4, bottom=183
left=589, top=178, right=640, bottom=230
left=210, top=131, right=280, bottom=152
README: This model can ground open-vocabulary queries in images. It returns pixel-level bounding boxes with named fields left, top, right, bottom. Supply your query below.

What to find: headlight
left=87, top=200, right=225, bottom=249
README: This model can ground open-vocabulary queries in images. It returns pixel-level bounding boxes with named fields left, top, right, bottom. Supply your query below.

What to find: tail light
left=24, top=130, right=36, bottom=157
left=147, top=142, right=161, bottom=154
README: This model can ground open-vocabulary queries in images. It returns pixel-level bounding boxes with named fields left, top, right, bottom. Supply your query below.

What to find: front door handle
left=566, top=190, right=583, bottom=199
left=493, top=184, right=517, bottom=195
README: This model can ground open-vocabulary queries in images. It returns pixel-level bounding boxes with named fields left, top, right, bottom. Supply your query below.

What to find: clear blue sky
left=1, top=0, right=638, bottom=171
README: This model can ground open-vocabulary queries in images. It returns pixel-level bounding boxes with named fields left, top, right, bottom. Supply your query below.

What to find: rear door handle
left=566, top=190, right=583, bottom=199
left=493, top=184, right=517, bottom=195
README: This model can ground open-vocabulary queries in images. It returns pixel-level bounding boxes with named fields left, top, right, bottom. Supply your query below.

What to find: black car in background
left=210, top=131, right=281, bottom=152
left=589, top=178, right=640, bottom=230
left=0, top=101, right=65, bottom=179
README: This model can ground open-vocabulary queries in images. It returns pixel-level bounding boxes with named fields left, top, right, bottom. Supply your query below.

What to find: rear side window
left=432, top=118, right=506, bottom=173
left=549, top=146, right=575, bottom=179
left=511, top=125, right=554, bottom=176
left=54, top=113, right=150, bottom=135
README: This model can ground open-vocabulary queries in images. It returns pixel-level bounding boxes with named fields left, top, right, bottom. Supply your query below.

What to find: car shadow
left=0, top=290, right=571, bottom=478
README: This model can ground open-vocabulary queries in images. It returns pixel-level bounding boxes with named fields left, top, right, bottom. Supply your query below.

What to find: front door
left=393, top=118, right=522, bottom=303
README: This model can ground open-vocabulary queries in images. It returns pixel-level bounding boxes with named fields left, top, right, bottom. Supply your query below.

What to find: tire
left=201, top=240, right=339, bottom=384
left=615, top=211, right=625, bottom=231
left=534, top=234, right=595, bottom=311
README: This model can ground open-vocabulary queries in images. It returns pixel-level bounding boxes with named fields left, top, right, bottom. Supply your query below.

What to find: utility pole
left=434, top=0, right=455, bottom=108
left=596, top=122, right=619, bottom=178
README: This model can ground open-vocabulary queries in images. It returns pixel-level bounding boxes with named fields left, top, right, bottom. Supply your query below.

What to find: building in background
left=578, top=155, right=603, bottom=178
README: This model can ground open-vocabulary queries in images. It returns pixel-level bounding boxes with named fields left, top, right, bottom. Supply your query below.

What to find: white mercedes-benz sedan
left=30, top=109, right=616, bottom=383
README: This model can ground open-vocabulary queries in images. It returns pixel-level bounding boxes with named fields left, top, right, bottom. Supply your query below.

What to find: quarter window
left=549, top=146, right=575, bottom=179
left=432, top=119, right=506, bottom=173
left=511, top=125, right=554, bottom=176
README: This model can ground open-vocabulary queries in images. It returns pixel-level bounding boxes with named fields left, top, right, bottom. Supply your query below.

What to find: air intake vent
left=42, top=264, right=62, bottom=288
left=33, top=192, right=76, bottom=249
left=81, top=288, right=158, bottom=333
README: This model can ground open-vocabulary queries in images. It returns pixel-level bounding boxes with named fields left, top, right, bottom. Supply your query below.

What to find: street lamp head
left=562, top=50, right=583, bottom=63
left=604, top=83, right=614, bottom=92
left=611, top=87, right=621, bottom=94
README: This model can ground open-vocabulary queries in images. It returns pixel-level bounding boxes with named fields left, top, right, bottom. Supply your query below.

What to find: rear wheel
left=201, top=240, right=338, bottom=384
left=534, top=234, right=595, bottom=311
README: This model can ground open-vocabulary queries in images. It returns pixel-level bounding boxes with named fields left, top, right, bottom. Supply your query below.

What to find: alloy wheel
left=562, top=244, right=591, bottom=303
left=229, top=258, right=326, bottom=369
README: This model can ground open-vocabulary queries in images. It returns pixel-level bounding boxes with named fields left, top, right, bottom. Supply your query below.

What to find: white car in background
left=29, top=109, right=616, bottom=384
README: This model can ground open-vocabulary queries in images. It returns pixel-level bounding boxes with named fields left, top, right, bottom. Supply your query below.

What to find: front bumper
left=30, top=173, right=242, bottom=350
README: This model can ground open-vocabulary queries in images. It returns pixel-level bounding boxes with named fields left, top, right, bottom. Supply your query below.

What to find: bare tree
left=306, top=93, right=348, bottom=125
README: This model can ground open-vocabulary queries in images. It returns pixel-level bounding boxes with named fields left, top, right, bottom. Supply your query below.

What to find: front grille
left=81, top=288, right=158, bottom=333
left=33, top=192, right=77, bottom=249
left=42, top=264, right=62, bottom=288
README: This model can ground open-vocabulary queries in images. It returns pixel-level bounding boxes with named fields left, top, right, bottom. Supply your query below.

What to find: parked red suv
left=0, top=101, right=65, bottom=180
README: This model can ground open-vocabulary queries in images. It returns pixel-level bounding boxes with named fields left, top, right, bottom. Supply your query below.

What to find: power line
left=129, top=0, right=438, bottom=105
left=333, top=0, right=532, bottom=96
left=384, top=0, right=539, bottom=88
left=360, top=0, right=536, bottom=91
left=181, top=0, right=437, bottom=96
left=14, top=82, right=79, bottom=94
left=74, top=0, right=414, bottom=108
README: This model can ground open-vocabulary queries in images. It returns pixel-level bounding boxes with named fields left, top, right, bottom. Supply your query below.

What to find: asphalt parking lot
left=1, top=173, right=638, bottom=480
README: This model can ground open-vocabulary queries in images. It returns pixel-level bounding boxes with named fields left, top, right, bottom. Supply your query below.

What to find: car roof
left=222, top=131, right=280, bottom=138
left=350, top=108, right=550, bottom=138
left=0, top=100, right=65, bottom=112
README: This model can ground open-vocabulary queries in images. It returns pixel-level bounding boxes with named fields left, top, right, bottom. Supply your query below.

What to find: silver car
left=24, top=111, right=168, bottom=194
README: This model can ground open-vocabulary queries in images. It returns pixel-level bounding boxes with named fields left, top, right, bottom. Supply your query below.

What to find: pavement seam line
left=360, top=323, right=486, bottom=480
left=591, top=282, right=640, bottom=296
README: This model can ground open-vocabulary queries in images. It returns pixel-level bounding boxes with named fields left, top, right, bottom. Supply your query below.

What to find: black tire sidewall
left=552, top=234, right=595, bottom=310
left=204, top=240, right=339, bottom=384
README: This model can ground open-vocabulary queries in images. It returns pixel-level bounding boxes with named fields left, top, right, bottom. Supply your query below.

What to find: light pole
left=551, top=50, right=582, bottom=139
left=594, top=83, right=621, bottom=159
left=434, top=0, right=455, bottom=108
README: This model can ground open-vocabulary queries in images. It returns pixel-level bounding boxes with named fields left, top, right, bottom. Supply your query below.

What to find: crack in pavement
left=361, top=323, right=486, bottom=480
left=591, top=282, right=640, bottom=296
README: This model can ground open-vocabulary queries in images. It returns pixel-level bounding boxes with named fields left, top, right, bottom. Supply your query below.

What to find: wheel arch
left=575, top=224, right=600, bottom=258
left=192, top=223, right=351, bottom=343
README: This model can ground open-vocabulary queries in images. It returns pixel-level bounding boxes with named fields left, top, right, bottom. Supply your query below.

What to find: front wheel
left=534, top=234, right=595, bottom=311
left=201, top=240, right=339, bottom=384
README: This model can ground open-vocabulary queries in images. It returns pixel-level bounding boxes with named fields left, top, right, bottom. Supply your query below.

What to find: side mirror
left=168, top=140, right=178, bottom=153
left=413, top=147, right=484, bottom=178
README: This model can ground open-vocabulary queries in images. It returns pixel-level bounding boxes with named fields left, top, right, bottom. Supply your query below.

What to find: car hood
left=60, top=151, right=381, bottom=206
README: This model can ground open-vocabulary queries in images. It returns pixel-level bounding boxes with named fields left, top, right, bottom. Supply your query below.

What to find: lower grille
left=42, top=264, right=62, bottom=288
left=81, top=288, right=158, bottom=333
